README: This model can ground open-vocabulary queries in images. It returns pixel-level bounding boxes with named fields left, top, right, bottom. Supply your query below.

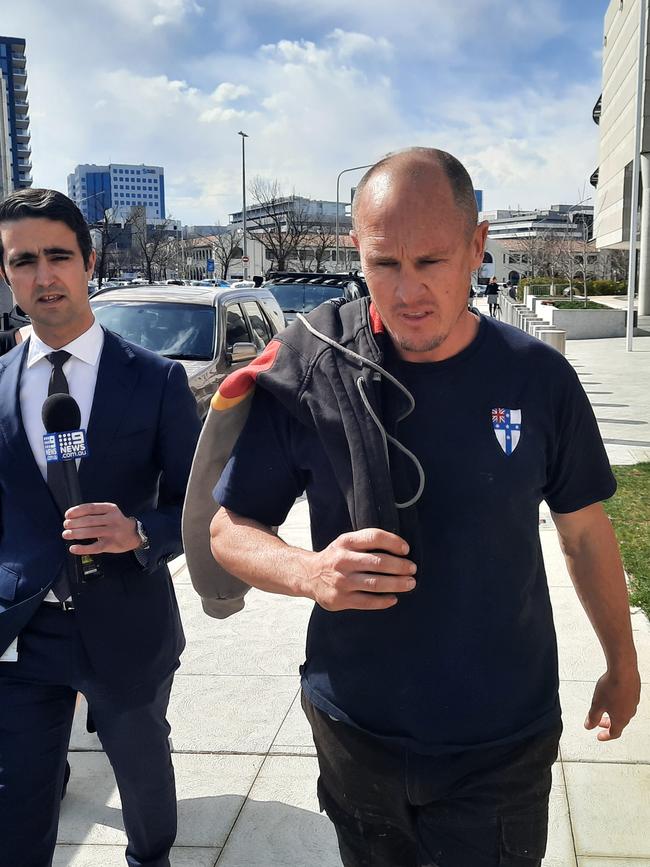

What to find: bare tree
left=246, top=178, right=313, bottom=271
left=538, top=231, right=565, bottom=295
left=130, top=209, right=179, bottom=283
left=211, top=229, right=243, bottom=279
left=515, top=232, right=546, bottom=281
left=295, top=226, right=337, bottom=273
left=572, top=223, right=595, bottom=306
left=602, top=248, right=628, bottom=282
left=557, top=235, right=581, bottom=300
left=92, top=208, right=127, bottom=290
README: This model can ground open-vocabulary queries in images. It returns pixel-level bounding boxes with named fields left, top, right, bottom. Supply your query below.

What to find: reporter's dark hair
left=0, top=188, right=93, bottom=268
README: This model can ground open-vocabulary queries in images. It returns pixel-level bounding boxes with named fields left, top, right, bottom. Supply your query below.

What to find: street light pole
left=238, top=131, right=249, bottom=280
left=335, top=163, right=374, bottom=269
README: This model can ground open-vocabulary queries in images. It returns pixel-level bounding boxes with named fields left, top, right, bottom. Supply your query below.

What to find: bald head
left=352, top=148, right=478, bottom=238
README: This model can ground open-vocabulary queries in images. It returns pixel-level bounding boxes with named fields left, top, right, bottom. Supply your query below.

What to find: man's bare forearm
left=554, top=504, right=637, bottom=669
left=210, top=507, right=417, bottom=612
left=210, top=507, right=313, bottom=599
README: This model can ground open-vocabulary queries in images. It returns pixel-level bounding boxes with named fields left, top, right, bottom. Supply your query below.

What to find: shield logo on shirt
left=491, top=408, right=522, bottom=455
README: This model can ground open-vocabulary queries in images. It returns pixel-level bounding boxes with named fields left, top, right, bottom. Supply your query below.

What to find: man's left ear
left=473, top=221, right=489, bottom=268
left=86, top=248, right=97, bottom=277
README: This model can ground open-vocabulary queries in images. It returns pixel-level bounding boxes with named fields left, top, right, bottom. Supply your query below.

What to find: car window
left=242, top=300, right=272, bottom=348
left=267, top=282, right=345, bottom=314
left=225, top=303, right=252, bottom=347
left=92, top=301, right=215, bottom=360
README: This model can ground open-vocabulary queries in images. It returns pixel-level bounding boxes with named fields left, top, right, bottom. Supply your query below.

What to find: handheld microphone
left=42, top=393, right=102, bottom=581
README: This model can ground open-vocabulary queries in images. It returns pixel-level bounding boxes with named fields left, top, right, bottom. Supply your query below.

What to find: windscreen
left=267, top=282, right=345, bottom=314
left=92, top=301, right=216, bottom=360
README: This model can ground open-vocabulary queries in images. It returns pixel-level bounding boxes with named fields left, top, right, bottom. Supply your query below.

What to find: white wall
left=595, top=0, right=650, bottom=248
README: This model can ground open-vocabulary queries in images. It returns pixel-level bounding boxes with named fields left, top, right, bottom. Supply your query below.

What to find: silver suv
left=91, top=283, right=285, bottom=419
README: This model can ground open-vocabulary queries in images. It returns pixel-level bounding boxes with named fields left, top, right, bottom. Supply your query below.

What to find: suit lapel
left=79, top=329, right=138, bottom=482
left=0, top=341, right=57, bottom=504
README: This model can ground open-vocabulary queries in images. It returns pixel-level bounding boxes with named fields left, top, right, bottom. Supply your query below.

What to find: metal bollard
left=536, top=328, right=566, bottom=355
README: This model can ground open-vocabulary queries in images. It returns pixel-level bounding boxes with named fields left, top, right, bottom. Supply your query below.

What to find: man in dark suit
left=0, top=189, right=201, bottom=867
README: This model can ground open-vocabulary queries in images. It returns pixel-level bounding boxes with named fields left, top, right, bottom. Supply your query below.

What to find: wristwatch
left=133, top=518, right=150, bottom=551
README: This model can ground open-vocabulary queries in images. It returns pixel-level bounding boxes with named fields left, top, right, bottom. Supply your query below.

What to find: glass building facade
left=67, top=163, right=166, bottom=223
left=0, top=35, right=32, bottom=197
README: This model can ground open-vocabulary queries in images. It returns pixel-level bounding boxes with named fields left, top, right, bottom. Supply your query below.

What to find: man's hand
left=585, top=666, right=641, bottom=741
left=62, top=503, right=141, bottom=555
left=305, top=528, right=416, bottom=612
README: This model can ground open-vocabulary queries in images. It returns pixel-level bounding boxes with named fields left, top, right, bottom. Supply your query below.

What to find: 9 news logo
left=43, top=429, right=89, bottom=462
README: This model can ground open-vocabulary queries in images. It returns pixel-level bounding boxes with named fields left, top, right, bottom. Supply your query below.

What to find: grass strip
left=604, top=462, right=650, bottom=619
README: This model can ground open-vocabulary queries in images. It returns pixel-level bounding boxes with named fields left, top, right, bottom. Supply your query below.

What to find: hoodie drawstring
left=296, top=313, right=425, bottom=510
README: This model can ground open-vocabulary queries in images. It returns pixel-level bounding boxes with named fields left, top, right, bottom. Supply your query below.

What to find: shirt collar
left=27, top=319, right=105, bottom=369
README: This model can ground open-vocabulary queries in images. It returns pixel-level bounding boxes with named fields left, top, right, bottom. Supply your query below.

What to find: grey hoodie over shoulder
left=182, top=296, right=424, bottom=618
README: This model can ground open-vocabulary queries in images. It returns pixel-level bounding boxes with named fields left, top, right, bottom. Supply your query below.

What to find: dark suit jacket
left=0, top=328, right=201, bottom=692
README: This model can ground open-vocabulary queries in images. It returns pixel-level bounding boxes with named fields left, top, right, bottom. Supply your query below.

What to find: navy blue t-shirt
left=215, top=316, right=616, bottom=753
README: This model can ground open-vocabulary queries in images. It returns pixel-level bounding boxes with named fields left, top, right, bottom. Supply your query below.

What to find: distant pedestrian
left=486, top=277, right=499, bottom=316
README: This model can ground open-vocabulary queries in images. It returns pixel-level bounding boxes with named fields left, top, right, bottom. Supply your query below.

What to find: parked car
left=91, top=283, right=285, bottom=419
left=263, top=271, right=368, bottom=323
left=190, top=278, right=231, bottom=288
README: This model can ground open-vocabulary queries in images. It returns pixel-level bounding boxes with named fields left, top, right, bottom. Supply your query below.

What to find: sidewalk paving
left=55, top=324, right=650, bottom=867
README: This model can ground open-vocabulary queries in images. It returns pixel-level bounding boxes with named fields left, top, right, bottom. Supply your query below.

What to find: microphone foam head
left=42, top=393, right=82, bottom=433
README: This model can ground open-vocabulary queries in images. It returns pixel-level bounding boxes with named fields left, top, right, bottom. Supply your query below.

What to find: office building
left=67, top=163, right=166, bottom=223
left=229, top=196, right=348, bottom=231
left=593, top=0, right=650, bottom=313
left=483, top=205, right=594, bottom=241
left=0, top=36, right=32, bottom=198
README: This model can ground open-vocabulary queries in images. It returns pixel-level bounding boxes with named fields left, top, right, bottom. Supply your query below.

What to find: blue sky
left=5, top=0, right=611, bottom=223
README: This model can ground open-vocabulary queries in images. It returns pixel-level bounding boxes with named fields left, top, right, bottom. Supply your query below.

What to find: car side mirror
left=228, top=341, right=257, bottom=365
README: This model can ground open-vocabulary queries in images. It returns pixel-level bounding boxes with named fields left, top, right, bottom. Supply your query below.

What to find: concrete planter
left=536, top=301, right=628, bottom=339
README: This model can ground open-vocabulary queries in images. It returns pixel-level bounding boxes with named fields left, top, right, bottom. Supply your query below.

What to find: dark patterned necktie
left=46, top=350, right=74, bottom=601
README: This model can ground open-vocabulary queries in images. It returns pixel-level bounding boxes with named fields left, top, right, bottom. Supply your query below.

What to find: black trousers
left=302, top=692, right=561, bottom=867
left=0, top=605, right=178, bottom=867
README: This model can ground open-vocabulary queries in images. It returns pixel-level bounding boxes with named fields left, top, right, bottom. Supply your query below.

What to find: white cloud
left=211, top=83, right=252, bottom=103
left=6, top=1, right=603, bottom=224
left=327, top=29, right=393, bottom=60
left=102, top=0, right=203, bottom=27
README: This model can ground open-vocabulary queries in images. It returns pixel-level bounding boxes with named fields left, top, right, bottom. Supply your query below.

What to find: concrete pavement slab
left=550, top=587, right=650, bottom=683
left=69, top=693, right=102, bottom=751
left=543, top=763, right=578, bottom=867
left=175, top=586, right=311, bottom=677
left=216, top=755, right=340, bottom=867
left=578, top=860, right=650, bottom=866
left=269, top=691, right=316, bottom=756
left=550, top=585, right=614, bottom=683
left=58, top=752, right=264, bottom=848
left=170, top=554, right=188, bottom=580
left=53, top=845, right=221, bottom=866
left=541, top=531, right=573, bottom=588
left=167, top=674, right=299, bottom=753
left=559, top=680, right=650, bottom=763
left=563, top=762, right=650, bottom=859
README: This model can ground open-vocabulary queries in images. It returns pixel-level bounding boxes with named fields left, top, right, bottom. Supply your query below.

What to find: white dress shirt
left=20, top=319, right=104, bottom=601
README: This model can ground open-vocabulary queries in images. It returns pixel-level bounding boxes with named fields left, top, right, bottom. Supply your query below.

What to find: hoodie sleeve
left=215, top=387, right=305, bottom=527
